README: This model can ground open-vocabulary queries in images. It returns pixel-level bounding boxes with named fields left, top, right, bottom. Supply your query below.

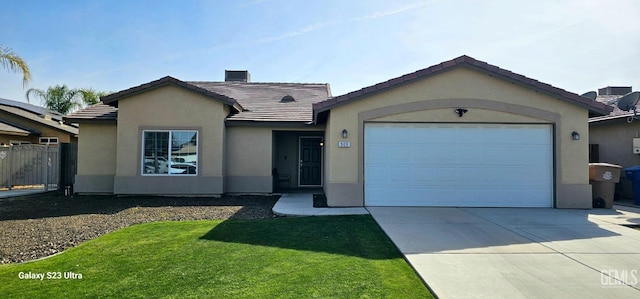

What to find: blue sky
left=1, top=0, right=639, bottom=106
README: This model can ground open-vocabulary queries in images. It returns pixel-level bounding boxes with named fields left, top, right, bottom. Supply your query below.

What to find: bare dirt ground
left=0, top=192, right=279, bottom=264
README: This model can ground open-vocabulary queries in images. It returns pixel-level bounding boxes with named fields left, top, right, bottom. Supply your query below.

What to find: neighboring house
left=66, top=55, right=611, bottom=208
left=588, top=86, right=638, bottom=199
left=0, top=98, right=78, bottom=145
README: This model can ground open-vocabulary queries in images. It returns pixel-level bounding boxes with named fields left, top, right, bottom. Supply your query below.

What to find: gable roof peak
left=312, top=55, right=612, bottom=121
left=100, top=76, right=244, bottom=112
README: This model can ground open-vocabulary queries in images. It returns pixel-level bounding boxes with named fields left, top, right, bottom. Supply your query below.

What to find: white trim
left=589, top=113, right=634, bottom=123
left=10, top=140, right=30, bottom=146
left=298, top=136, right=323, bottom=187
left=141, top=129, right=199, bottom=176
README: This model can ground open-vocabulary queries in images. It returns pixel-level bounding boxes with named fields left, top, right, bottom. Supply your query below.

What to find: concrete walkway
left=369, top=206, right=640, bottom=299
left=272, top=193, right=368, bottom=216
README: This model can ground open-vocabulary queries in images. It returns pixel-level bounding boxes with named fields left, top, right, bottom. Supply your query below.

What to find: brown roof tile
left=313, top=55, right=612, bottom=120
left=189, top=82, right=331, bottom=123
left=101, top=76, right=244, bottom=112
left=65, top=102, right=118, bottom=122
left=588, top=94, right=636, bottom=123
left=71, top=77, right=331, bottom=123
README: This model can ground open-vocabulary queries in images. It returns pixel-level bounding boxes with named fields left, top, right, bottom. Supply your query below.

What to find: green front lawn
left=0, top=215, right=433, bottom=298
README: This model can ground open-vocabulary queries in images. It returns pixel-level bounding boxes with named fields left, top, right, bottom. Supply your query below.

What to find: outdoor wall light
left=572, top=131, right=580, bottom=140
left=320, top=141, right=324, bottom=147
left=454, top=108, right=468, bottom=117
left=342, top=129, right=348, bottom=138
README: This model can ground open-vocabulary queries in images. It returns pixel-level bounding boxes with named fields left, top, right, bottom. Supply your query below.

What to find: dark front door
left=299, top=137, right=322, bottom=186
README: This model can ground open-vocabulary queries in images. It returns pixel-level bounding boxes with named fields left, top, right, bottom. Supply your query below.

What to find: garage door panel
left=366, top=188, right=552, bottom=207
left=366, top=166, right=389, bottom=184
left=364, top=123, right=553, bottom=207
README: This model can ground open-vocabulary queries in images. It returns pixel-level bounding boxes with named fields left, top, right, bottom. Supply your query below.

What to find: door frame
left=298, top=136, right=323, bottom=187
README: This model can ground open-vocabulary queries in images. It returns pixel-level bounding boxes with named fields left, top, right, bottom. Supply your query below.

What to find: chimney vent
left=598, top=86, right=632, bottom=96
left=225, top=70, right=250, bottom=82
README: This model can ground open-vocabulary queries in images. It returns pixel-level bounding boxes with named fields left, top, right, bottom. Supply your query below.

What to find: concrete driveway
left=368, top=206, right=640, bottom=299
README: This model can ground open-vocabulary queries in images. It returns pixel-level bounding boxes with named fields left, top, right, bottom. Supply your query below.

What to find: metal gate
left=0, top=144, right=60, bottom=190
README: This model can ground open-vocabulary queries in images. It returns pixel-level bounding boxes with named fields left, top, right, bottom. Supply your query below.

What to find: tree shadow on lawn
left=0, top=191, right=279, bottom=221
left=200, top=215, right=401, bottom=260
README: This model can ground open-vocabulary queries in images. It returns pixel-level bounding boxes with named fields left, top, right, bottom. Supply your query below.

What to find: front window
left=142, top=130, right=198, bottom=175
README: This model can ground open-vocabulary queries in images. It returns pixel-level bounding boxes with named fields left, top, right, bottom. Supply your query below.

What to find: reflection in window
left=143, top=130, right=197, bottom=175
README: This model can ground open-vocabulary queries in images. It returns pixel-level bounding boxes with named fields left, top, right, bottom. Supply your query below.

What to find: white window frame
left=39, top=137, right=59, bottom=145
left=141, top=130, right=198, bottom=176
left=10, top=140, right=31, bottom=146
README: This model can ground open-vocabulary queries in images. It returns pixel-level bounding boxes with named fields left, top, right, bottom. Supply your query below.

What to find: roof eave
left=64, top=117, right=117, bottom=123
left=0, top=130, right=31, bottom=137
left=312, top=56, right=613, bottom=118
left=460, top=63, right=613, bottom=116
left=589, top=113, right=634, bottom=123
left=101, top=76, right=244, bottom=113
left=225, top=119, right=320, bottom=128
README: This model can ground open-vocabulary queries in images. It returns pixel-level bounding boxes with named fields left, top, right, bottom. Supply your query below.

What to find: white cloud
left=251, top=1, right=432, bottom=44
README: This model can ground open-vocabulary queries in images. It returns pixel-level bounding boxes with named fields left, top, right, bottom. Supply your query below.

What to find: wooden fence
left=0, top=143, right=77, bottom=191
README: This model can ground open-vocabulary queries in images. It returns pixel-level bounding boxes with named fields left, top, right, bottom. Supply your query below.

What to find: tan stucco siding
left=226, top=127, right=272, bottom=177
left=114, top=85, right=227, bottom=194
left=559, top=106, right=590, bottom=184
left=590, top=120, right=640, bottom=198
left=590, top=121, right=640, bottom=167
left=324, top=67, right=591, bottom=208
left=75, top=122, right=117, bottom=193
left=371, top=108, right=547, bottom=123
left=225, top=126, right=272, bottom=192
left=77, top=123, right=117, bottom=175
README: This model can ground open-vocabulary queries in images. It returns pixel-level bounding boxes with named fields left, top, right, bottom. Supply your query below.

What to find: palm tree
left=0, top=46, right=31, bottom=87
left=78, top=88, right=111, bottom=106
left=26, top=85, right=83, bottom=114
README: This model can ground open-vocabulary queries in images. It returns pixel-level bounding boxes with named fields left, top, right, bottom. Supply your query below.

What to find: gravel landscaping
left=0, top=191, right=279, bottom=264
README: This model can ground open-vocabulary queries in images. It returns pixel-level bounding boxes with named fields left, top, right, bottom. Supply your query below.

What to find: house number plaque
left=338, top=141, right=351, bottom=148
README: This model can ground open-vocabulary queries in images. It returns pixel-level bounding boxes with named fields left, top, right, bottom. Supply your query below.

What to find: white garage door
left=364, top=123, right=553, bottom=207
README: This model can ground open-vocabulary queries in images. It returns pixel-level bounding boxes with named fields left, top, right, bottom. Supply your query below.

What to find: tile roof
left=313, top=55, right=613, bottom=121
left=69, top=79, right=332, bottom=123
left=0, top=102, right=78, bottom=135
left=188, top=82, right=331, bottom=122
left=65, top=102, right=118, bottom=122
left=588, top=94, right=636, bottom=123
left=100, top=76, right=244, bottom=112
left=68, top=56, right=612, bottom=125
